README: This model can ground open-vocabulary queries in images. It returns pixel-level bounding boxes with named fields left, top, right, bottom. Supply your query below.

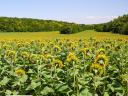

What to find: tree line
left=0, top=17, right=93, bottom=33
left=0, top=14, right=128, bottom=35
left=94, top=14, right=128, bottom=35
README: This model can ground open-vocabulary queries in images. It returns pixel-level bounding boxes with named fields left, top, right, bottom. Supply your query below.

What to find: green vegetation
left=0, top=38, right=128, bottom=96
left=0, top=31, right=127, bottom=41
left=0, top=17, right=93, bottom=33
left=94, top=14, right=128, bottom=35
left=60, top=25, right=81, bottom=34
left=0, top=14, right=128, bottom=35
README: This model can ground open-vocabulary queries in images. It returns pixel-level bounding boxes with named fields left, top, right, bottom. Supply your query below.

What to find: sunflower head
left=29, top=54, right=39, bottom=64
left=69, top=45, right=76, bottom=51
left=53, top=45, right=61, bottom=52
left=66, top=52, right=78, bottom=62
left=91, top=63, right=104, bottom=75
left=91, top=63, right=102, bottom=69
left=38, top=55, right=44, bottom=61
left=95, top=55, right=108, bottom=67
left=80, top=48, right=91, bottom=56
left=2, top=44, right=11, bottom=50
left=21, top=51, right=29, bottom=60
left=105, top=44, right=111, bottom=49
left=5, top=50, right=16, bottom=59
left=43, top=54, right=53, bottom=63
left=17, top=43, right=23, bottom=48
left=15, top=68, right=26, bottom=76
left=43, top=49, right=50, bottom=55
left=97, top=48, right=106, bottom=55
left=115, top=45, right=121, bottom=51
left=53, top=59, right=64, bottom=68
left=40, top=42, right=45, bottom=47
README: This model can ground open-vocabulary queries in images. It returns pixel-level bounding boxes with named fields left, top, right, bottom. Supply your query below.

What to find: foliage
left=0, top=14, right=128, bottom=35
left=60, top=26, right=73, bottom=34
left=60, top=25, right=81, bottom=34
left=0, top=17, right=93, bottom=33
left=0, top=38, right=128, bottom=95
left=121, top=23, right=128, bottom=35
left=94, top=14, right=128, bottom=35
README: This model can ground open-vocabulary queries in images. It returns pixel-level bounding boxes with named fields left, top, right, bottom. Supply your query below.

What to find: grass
left=0, top=30, right=127, bottom=41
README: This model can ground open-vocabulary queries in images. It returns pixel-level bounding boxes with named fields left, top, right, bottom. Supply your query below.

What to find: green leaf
left=26, top=81, right=41, bottom=90
left=12, top=81, right=20, bottom=87
left=78, top=78, right=89, bottom=85
left=27, top=69, right=34, bottom=73
left=58, top=85, right=69, bottom=92
left=5, top=90, right=12, bottom=95
left=103, top=92, right=109, bottom=96
left=107, top=84, right=114, bottom=92
left=31, top=81, right=41, bottom=89
left=12, top=90, right=19, bottom=95
left=19, top=75, right=28, bottom=83
left=41, top=86, right=54, bottom=95
left=0, top=77, right=10, bottom=86
left=116, top=92, right=124, bottom=96
left=94, top=81, right=103, bottom=88
left=80, top=88, right=92, bottom=96
left=93, top=76, right=103, bottom=88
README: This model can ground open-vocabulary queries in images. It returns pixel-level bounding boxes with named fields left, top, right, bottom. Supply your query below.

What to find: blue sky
left=0, top=0, right=128, bottom=24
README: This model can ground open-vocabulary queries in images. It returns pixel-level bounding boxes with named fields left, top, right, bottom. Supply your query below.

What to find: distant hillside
left=0, top=17, right=93, bottom=33
left=94, top=14, right=128, bottom=35
left=1, top=15, right=128, bottom=35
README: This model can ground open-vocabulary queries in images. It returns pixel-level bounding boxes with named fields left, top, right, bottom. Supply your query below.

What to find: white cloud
left=84, top=16, right=118, bottom=20
left=42, top=16, right=118, bottom=24
left=72, top=16, right=118, bottom=24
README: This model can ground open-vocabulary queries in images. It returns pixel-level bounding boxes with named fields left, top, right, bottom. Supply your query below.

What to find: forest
left=0, top=14, right=128, bottom=35
left=94, top=14, right=128, bottom=35
left=0, top=17, right=93, bottom=33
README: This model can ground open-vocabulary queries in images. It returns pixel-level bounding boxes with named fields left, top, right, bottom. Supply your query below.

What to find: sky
left=0, top=0, right=128, bottom=24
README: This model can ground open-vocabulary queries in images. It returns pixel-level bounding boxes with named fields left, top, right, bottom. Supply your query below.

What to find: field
left=0, top=31, right=128, bottom=96
left=0, top=30, right=128, bottom=40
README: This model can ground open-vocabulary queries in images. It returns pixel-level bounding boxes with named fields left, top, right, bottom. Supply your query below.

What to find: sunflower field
left=0, top=37, right=128, bottom=96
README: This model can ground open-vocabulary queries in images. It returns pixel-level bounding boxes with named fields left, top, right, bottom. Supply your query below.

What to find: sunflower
left=38, top=54, right=44, bottom=61
left=5, top=50, right=16, bottom=59
left=29, top=54, right=39, bottom=64
left=53, top=59, right=64, bottom=68
left=15, top=68, right=26, bottom=76
left=53, top=45, right=61, bottom=52
left=44, top=54, right=52, bottom=59
left=115, top=45, right=121, bottom=51
left=68, top=44, right=77, bottom=51
left=21, top=51, right=29, bottom=60
left=2, top=44, right=11, bottom=50
left=80, top=48, right=91, bottom=56
left=97, top=48, right=106, bottom=55
left=94, top=55, right=108, bottom=67
left=91, top=63, right=102, bottom=69
left=66, top=52, right=78, bottom=62
left=91, top=63, right=104, bottom=75
left=105, top=44, right=111, bottom=49
left=43, top=54, right=53, bottom=63
left=17, top=43, right=23, bottom=48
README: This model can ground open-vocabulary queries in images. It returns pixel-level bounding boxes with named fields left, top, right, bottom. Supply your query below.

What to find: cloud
left=41, top=16, right=118, bottom=24
left=84, top=16, right=118, bottom=20
left=82, top=16, right=118, bottom=24
left=66, top=16, right=118, bottom=24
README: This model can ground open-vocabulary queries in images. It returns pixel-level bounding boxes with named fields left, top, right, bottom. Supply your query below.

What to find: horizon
left=0, top=15, right=120, bottom=25
left=0, top=0, right=128, bottom=24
